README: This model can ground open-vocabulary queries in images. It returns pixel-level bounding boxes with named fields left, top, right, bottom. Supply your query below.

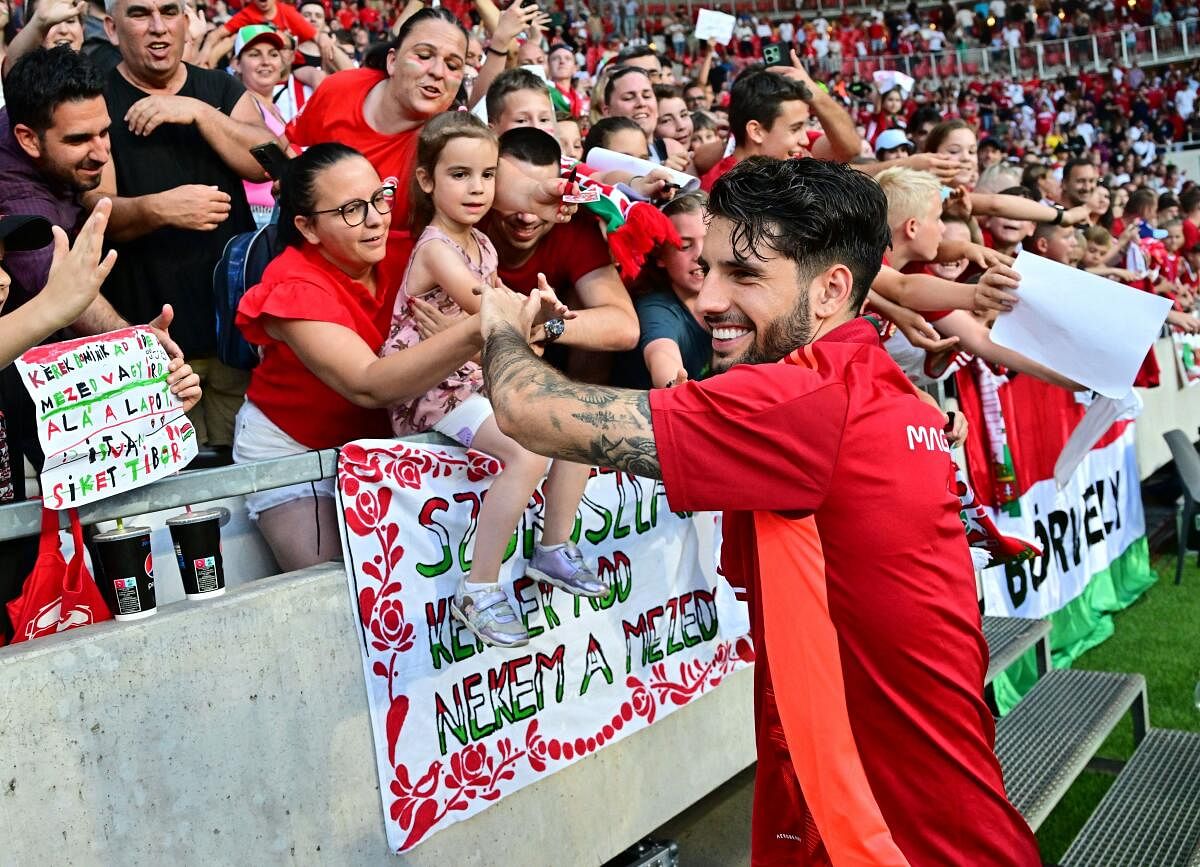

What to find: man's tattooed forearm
left=482, top=324, right=661, bottom=478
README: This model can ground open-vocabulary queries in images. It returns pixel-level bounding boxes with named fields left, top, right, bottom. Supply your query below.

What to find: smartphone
left=249, top=142, right=290, bottom=181
left=761, top=42, right=785, bottom=66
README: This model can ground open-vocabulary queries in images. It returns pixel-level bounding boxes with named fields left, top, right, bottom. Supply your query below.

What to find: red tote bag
left=6, top=506, right=112, bottom=645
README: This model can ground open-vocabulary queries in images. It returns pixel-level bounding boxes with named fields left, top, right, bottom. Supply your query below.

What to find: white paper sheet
left=992, top=251, right=1172, bottom=398
left=582, top=147, right=700, bottom=193
left=694, top=9, right=736, bottom=44
left=1053, top=390, right=1142, bottom=487
left=872, top=69, right=915, bottom=98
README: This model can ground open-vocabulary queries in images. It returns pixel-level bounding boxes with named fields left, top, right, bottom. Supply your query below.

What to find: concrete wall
left=0, top=563, right=755, bottom=866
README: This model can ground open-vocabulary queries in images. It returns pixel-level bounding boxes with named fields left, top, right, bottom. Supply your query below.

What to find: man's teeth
left=712, top=327, right=749, bottom=340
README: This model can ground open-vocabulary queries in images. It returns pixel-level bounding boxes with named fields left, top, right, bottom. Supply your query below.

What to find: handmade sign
left=16, top=326, right=196, bottom=510
left=337, top=440, right=750, bottom=853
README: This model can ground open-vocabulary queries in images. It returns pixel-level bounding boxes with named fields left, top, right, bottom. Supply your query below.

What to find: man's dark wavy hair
left=707, top=157, right=891, bottom=312
left=7, top=46, right=104, bottom=136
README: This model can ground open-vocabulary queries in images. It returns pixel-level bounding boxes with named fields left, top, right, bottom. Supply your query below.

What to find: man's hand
left=147, top=303, right=185, bottom=360
left=975, top=264, right=1020, bottom=313
left=154, top=184, right=232, bottom=231
left=125, top=95, right=204, bottom=136
left=477, top=280, right=542, bottom=342
left=892, top=304, right=960, bottom=353
left=42, top=198, right=119, bottom=327
left=166, top=357, right=203, bottom=412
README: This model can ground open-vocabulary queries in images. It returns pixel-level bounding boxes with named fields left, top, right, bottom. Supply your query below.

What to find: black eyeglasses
left=307, top=185, right=396, bottom=227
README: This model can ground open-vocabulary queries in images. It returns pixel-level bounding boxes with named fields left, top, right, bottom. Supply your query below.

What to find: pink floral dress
left=381, top=225, right=498, bottom=436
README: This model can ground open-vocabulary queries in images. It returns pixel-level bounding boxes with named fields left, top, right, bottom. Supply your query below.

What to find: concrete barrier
left=0, top=562, right=755, bottom=865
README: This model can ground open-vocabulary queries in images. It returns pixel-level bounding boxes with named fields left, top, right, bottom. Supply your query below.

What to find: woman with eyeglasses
left=232, top=143, right=490, bottom=571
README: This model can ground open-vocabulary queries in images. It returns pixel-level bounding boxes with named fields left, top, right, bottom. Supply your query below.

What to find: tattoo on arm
left=483, top=324, right=661, bottom=479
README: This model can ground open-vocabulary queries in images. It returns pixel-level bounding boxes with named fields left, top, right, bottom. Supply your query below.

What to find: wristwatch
left=543, top=318, right=566, bottom=343
left=1051, top=204, right=1065, bottom=225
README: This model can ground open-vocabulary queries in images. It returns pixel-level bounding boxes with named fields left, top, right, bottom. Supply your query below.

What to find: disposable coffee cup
left=94, top=525, right=156, bottom=621
left=167, top=509, right=225, bottom=599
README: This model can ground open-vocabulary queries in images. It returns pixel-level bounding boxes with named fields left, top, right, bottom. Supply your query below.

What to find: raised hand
left=42, top=198, right=119, bottom=326
left=34, top=0, right=86, bottom=27
left=493, top=0, right=543, bottom=49
left=893, top=304, right=960, bottom=353
left=975, top=264, right=1021, bottom=313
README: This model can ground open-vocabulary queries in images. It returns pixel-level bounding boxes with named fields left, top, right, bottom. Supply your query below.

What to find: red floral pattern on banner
left=339, top=444, right=747, bottom=852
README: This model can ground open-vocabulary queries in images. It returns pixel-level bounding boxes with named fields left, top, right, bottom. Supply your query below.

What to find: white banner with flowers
left=336, top=440, right=752, bottom=853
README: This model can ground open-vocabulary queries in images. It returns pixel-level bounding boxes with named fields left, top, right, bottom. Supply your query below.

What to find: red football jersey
left=650, top=318, right=1040, bottom=866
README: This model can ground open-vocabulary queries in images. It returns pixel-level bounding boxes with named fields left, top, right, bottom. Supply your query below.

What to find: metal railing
left=804, top=18, right=1200, bottom=83
left=0, top=433, right=460, bottom=543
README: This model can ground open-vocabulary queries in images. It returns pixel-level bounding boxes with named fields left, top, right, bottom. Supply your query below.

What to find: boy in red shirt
left=476, top=156, right=1041, bottom=867
left=699, top=64, right=859, bottom=192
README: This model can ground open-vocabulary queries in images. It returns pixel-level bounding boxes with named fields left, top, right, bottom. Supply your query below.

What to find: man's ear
left=104, top=14, right=119, bottom=45
left=745, top=119, right=765, bottom=146
left=903, top=216, right=919, bottom=242
left=12, top=124, right=43, bottom=161
left=809, top=262, right=855, bottom=319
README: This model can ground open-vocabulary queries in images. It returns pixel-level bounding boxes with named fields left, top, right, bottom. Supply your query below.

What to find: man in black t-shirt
left=90, top=0, right=272, bottom=450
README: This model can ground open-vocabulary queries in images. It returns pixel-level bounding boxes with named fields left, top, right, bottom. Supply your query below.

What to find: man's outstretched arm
left=480, top=285, right=662, bottom=480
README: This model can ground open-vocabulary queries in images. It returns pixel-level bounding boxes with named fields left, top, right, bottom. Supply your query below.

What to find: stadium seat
left=1163, top=429, right=1200, bottom=585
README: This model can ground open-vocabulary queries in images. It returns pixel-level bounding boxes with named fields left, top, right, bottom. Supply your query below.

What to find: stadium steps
left=995, top=668, right=1148, bottom=831
left=982, top=615, right=1051, bottom=686
left=1059, top=728, right=1200, bottom=867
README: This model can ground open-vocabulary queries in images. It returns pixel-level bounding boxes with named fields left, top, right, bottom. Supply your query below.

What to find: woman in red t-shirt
left=233, top=144, right=491, bottom=571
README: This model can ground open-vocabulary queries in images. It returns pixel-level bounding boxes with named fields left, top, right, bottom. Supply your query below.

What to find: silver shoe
left=450, top=585, right=530, bottom=648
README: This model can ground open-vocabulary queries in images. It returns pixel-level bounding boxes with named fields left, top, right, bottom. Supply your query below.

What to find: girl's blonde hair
left=410, top=111, right=499, bottom=234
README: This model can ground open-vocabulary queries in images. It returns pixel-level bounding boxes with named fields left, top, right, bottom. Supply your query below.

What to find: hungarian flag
left=955, top=366, right=1157, bottom=704
left=562, top=158, right=682, bottom=286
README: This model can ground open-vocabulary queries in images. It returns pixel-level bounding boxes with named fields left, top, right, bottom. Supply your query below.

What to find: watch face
left=544, top=318, right=566, bottom=340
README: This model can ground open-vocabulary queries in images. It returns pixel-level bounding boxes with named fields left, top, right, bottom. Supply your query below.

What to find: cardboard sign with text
left=16, top=326, right=196, bottom=509
left=337, top=441, right=751, bottom=853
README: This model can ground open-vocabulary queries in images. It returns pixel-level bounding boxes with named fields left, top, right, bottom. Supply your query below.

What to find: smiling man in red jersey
left=476, top=156, right=1041, bottom=867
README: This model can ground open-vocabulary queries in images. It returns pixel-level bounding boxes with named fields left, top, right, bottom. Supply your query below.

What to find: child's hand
left=893, top=305, right=960, bottom=353
left=976, top=265, right=1020, bottom=313
left=41, top=198, right=118, bottom=328
left=1168, top=310, right=1200, bottom=334
left=166, top=357, right=202, bottom=412
left=965, top=243, right=1012, bottom=270
left=411, top=297, right=466, bottom=339
left=532, top=273, right=575, bottom=324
